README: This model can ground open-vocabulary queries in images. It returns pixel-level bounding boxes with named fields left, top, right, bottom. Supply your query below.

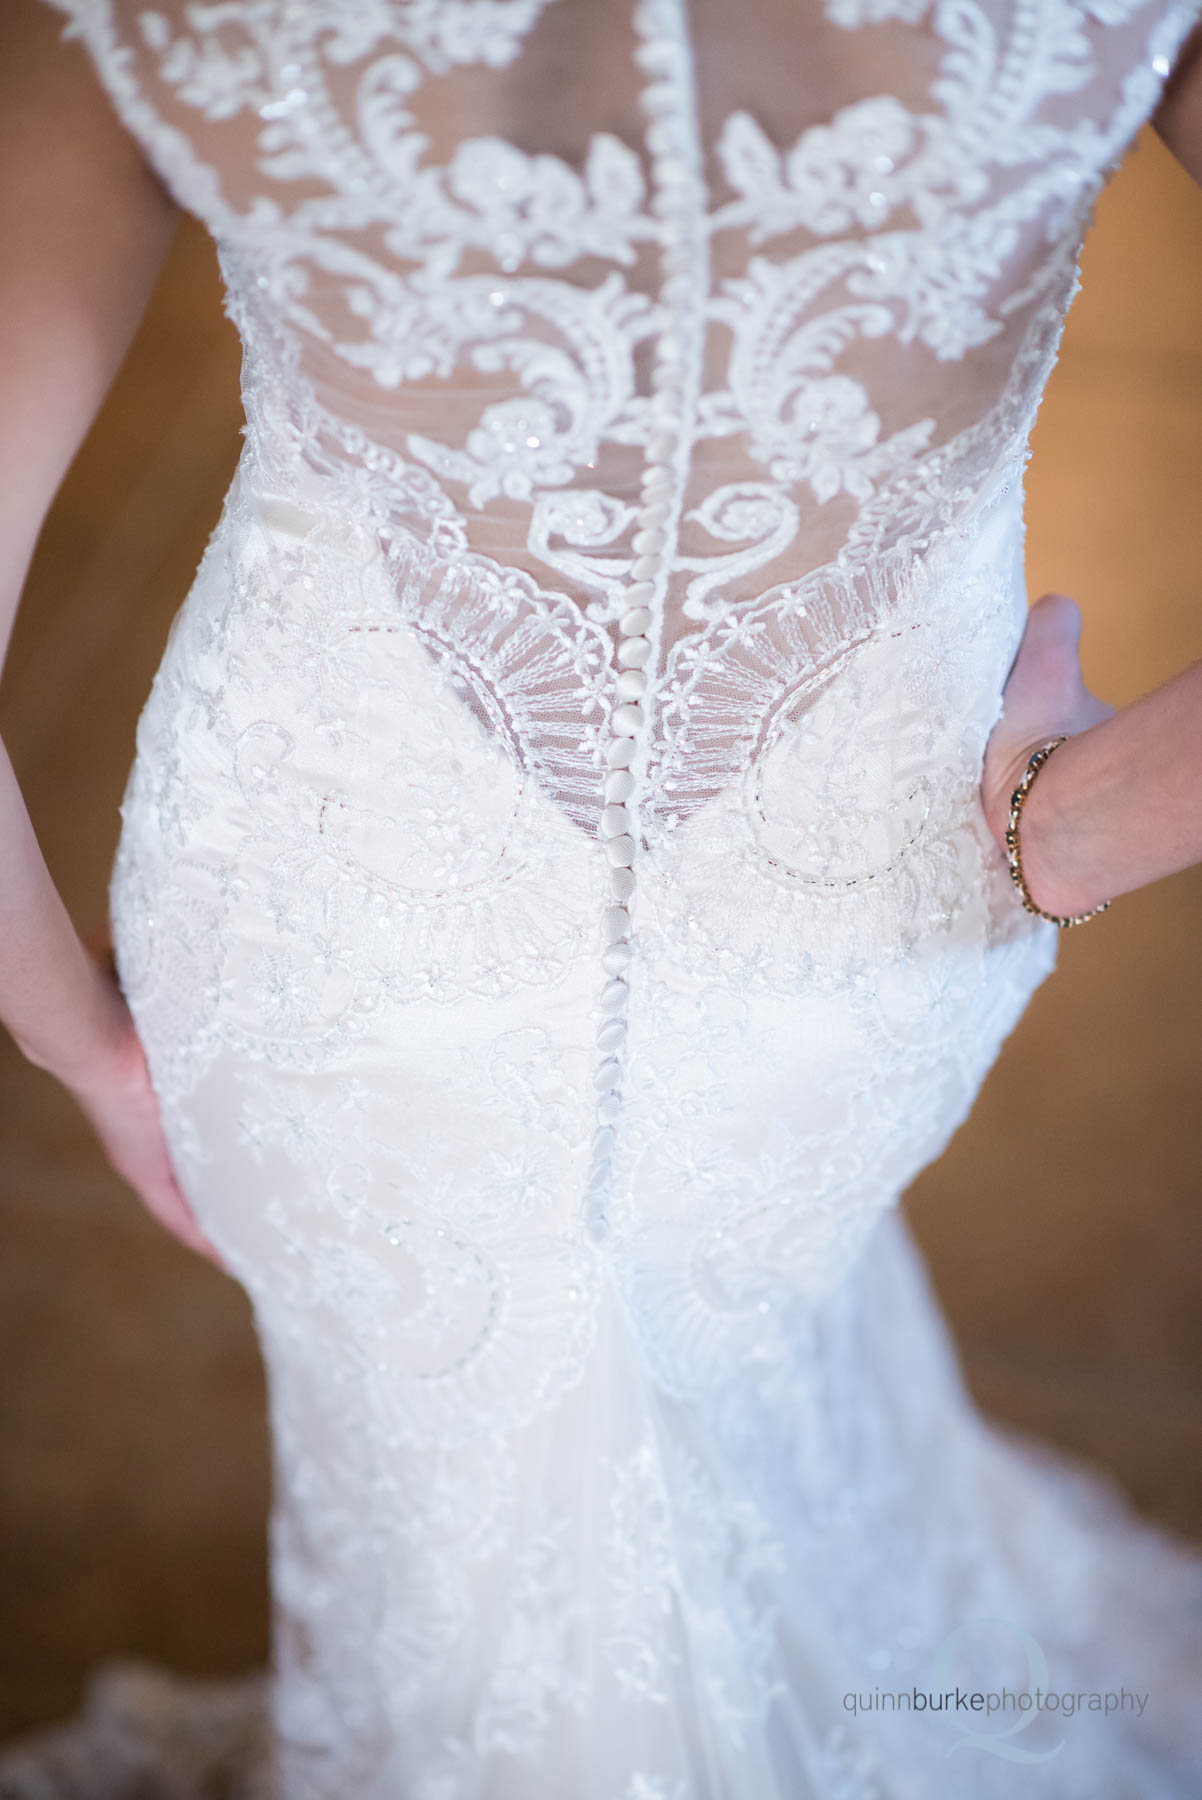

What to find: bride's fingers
left=1006, top=593, right=1082, bottom=703
left=142, top=1175, right=229, bottom=1270
left=74, top=1084, right=230, bottom=1271
left=127, top=1149, right=228, bottom=1267
left=1003, top=593, right=1114, bottom=735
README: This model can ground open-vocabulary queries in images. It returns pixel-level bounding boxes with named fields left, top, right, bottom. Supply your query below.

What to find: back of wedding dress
left=49, top=0, right=1195, bottom=826
left=5, top=1, right=1202, bottom=1796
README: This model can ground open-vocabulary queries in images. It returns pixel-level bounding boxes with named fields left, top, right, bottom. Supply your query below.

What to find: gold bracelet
left=1003, top=737, right=1111, bottom=929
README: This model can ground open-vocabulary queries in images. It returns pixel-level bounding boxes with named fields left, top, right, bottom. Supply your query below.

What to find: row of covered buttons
left=584, top=0, right=707, bottom=1246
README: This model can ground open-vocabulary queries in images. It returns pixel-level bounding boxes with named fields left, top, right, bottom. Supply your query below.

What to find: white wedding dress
left=5, top=0, right=1202, bottom=1795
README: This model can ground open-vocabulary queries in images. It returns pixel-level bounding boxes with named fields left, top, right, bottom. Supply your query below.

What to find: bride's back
left=47, top=0, right=1195, bottom=895
left=54, top=0, right=1189, bottom=613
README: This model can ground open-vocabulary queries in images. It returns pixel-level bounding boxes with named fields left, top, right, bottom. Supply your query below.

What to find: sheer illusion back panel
left=21, top=2, right=1202, bottom=1798
left=50, top=0, right=1198, bottom=837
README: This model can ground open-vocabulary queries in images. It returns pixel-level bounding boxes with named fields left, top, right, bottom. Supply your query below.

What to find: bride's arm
left=1152, top=17, right=1202, bottom=186
left=981, top=599, right=1202, bottom=919
left=0, top=1, right=173, bottom=1075
left=0, top=0, right=223, bottom=1264
left=979, top=29, right=1202, bottom=919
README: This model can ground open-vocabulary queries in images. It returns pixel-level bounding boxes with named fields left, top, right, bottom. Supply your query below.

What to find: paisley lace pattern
left=13, top=0, right=1202, bottom=1794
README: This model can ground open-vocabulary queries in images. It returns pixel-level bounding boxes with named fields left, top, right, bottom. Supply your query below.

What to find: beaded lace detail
left=25, top=1, right=1202, bottom=1796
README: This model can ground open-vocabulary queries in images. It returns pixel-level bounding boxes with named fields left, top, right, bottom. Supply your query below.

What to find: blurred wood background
left=1, top=124, right=1201, bottom=1738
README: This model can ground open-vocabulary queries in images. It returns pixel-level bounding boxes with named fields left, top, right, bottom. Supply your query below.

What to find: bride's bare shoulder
left=1152, top=18, right=1202, bottom=187
left=0, top=0, right=174, bottom=212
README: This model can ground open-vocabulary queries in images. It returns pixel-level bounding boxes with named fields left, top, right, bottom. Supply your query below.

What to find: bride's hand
left=981, top=592, right=1115, bottom=870
left=61, top=943, right=229, bottom=1272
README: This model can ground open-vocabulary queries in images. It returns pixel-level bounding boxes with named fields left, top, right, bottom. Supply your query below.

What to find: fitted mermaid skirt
left=72, top=458, right=1199, bottom=1800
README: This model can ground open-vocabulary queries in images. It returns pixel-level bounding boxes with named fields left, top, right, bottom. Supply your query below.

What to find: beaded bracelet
left=1004, top=736, right=1111, bottom=929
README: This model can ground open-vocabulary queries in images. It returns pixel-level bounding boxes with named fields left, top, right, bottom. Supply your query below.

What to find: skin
left=978, top=21, right=1202, bottom=917
left=1, top=0, right=1201, bottom=1264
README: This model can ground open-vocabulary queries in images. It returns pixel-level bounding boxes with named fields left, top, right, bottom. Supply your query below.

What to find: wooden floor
left=2, top=127, right=1201, bottom=1737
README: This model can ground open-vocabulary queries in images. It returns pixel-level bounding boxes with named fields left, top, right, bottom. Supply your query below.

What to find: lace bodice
left=49, top=0, right=1200, bottom=827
